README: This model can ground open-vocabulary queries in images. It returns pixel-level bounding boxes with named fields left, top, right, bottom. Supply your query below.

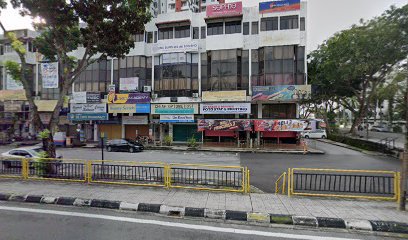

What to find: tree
left=9, top=0, right=152, bottom=157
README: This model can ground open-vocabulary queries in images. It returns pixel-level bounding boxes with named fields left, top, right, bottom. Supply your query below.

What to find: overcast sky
left=0, top=0, right=407, bottom=52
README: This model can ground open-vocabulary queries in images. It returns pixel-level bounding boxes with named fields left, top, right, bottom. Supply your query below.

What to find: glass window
left=201, top=26, right=206, bottom=39
left=251, top=22, right=259, bottom=35
left=193, top=27, right=199, bottom=39
left=175, top=25, right=190, bottom=38
left=280, top=15, right=299, bottom=30
left=225, top=21, right=241, bottom=34
left=158, top=27, right=173, bottom=40
left=207, top=22, right=223, bottom=36
left=262, top=104, right=296, bottom=119
left=154, top=31, right=158, bottom=43
left=300, top=17, right=305, bottom=31
left=132, top=33, right=144, bottom=42
left=260, top=17, right=278, bottom=31
left=146, top=32, right=153, bottom=43
left=243, top=22, right=249, bottom=35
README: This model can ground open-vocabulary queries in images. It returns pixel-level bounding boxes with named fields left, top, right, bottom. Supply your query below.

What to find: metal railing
left=275, top=172, right=286, bottom=194
left=0, top=157, right=24, bottom=179
left=287, top=168, right=399, bottom=201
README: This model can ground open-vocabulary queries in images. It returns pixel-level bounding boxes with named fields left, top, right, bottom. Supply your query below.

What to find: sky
left=0, top=0, right=407, bottom=52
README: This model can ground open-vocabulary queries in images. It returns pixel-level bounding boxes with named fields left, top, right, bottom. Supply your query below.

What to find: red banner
left=198, top=119, right=251, bottom=131
left=254, top=120, right=309, bottom=132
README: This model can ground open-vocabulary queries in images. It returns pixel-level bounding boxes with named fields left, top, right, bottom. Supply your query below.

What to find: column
left=257, top=102, right=262, bottom=147
left=93, top=124, right=98, bottom=142
left=198, top=51, right=202, bottom=96
left=151, top=55, right=155, bottom=92
left=248, top=48, right=252, bottom=96
left=121, top=123, right=125, bottom=139
left=110, top=58, right=114, bottom=84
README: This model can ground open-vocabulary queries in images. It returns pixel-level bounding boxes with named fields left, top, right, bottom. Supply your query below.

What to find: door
left=99, top=125, right=122, bottom=140
left=125, top=125, right=149, bottom=139
left=173, top=124, right=201, bottom=142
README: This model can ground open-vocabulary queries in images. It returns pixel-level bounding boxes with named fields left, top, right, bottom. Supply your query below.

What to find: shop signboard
left=0, top=90, right=27, bottom=101
left=135, top=104, right=151, bottom=113
left=72, top=92, right=86, bottom=103
left=41, top=62, right=59, bottom=88
left=68, top=113, right=108, bottom=121
left=70, top=103, right=106, bottom=113
left=4, top=102, right=22, bottom=112
left=119, top=77, right=139, bottom=92
left=34, top=100, right=58, bottom=112
left=252, top=85, right=311, bottom=101
left=198, top=119, right=252, bottom=131
left=108, top=104, right=136, bottom=114
left=107, top=92, right=150, bottom=104
left=202, top=90, right=247, bottom=102
left=259, top=0, right=300, bottom=14
left=122, top=115, right=148, bottom=125
left=86, top=92, right=101, bottom=103
left=6, top=74, right=23, bottom=90
left=151, top=104, right=198, bottom=114
left=254, top=119, right=309, bottom=132
left=160, top=115, right=194, bottom=123
left=39, top=113, right=52, bottom=124
left=152, top=39, right=198, bottom=54
left=200, top=103, right=251, bottom=114
left=207, top=1, right=242, bottom=17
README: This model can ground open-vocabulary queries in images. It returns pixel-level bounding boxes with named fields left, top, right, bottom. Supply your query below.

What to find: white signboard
left=160, top=115, right=194, bottom=123
left=41, top=62, right=59, bottom=88
left=152, top=39, right=199, bottom=54
left=6, top=74, right=23, bottom=90
left=200, top=103, right=251, bottom=114
left=122, top=115, right=148, bottom=125
left=70, top=103, right=106, bottom=113
left=72, top=92, right=87, bottom=104
left=120, top=77, right=139, bottom=91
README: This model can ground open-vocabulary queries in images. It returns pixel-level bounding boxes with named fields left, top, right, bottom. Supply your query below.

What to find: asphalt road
left=0, top=202, right=396, bottom=240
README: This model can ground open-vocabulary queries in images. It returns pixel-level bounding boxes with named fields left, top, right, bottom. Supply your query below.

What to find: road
left=0, top=201, right=397, bottom=240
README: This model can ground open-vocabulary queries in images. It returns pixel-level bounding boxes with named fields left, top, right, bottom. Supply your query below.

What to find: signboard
left=151, top=104, right=198, bottom=114
left=198, top=119, right=252, bottom=131
left=4, top=103, right=21, bottom=112
left=41, top=62, right=59, bottom=88
left=120, top=77, right=139, bottom=91
left=86, top=92, right=101, bottom=103
left=0, top=90, right=27, bottom=101
left=135, top=104, right=151, bottom=113
left=34, top=100, right=58, bottom=112
left=206, top=1, right=242, bottom=17
left=70, top=103, right=106, bottom=113
left=252, top=85, right=311, bottom=101
left=72, top=92, right=87, bottom=104
left=39, top=113, right=52, bottom=124
left=68, top=113, right=109, bottom=121
left=122, top=115, right=148, bottom=125
left=259, top=0, right=300, bottom=14
left=254, top=119, right=308, bottom=132
left=108, top=104, right=136, bottom=114
left=152, top=39, right=198, bottom=54
left=6, top=74, right=23, bottom=90
left=160, top=115, right=194, bottom=123
left=108, top=84, right=116, bottom=93
left=107, top=92, right=150, bottom=104
left=202, top=90, right=247, bottom=102
left=200, top=103, right=251, bottom=114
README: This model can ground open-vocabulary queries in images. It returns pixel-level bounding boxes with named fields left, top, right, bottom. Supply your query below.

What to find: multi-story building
left=151, top=0, right=224, bottom=16
left=0, top=0, right=309, bottom=147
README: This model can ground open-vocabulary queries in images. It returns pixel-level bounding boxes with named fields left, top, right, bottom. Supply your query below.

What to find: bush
left=187, top=135, right=198, bottom=148
left=34, top=151, right=49, bottom=177
left=393, top=125, right=403, bottom=133
left=163, top=135, right=172, bottom=146
left=328, top=134, right=393, bottom=153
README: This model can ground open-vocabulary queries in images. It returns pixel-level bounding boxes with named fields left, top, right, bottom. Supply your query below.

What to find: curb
left=318, top=139, right=398, bottom=158
left=0, top=193, right=407, bottom=234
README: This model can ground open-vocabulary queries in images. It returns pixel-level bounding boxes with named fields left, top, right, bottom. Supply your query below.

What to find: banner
left=200, top=103, right=251, bottom=114
left=252, top=85, right=311, bottom=101
left=120, top=77, right=139, bottom=92
left=122, top=115, right=148, bottom=125
left=259, top=0, right=300, bottom=14
left=198, top=119, right=252, bottom=131
left=39, top=113, right=52, bottom=124
left=160, top=115, right=194, bottom=123
left=72, top=92, right=86, bottom=104
left=254, top=119, right=309, bottom=132
left=41, top=62, right=59, bottom=89
left=70, top=103, right=106, bottom=113
left=68, top=113, right=108, bottom=121
left=206, top=1, right=242, bottom=17
left=108, top=104, right=136, bottom=114
left=202, top=90, right=247, bottom=102
left=86, top=92, right=101, bottom=103
left=107, top=92, right=150, bottom=104
left=152, top=39, right=198, bottom=54
left=4, top=103, right=21, bottom=112
left=151, top=104, right=198, bottom=114
left=0, top=90, right=27, bottom=101
left=6, top=74, right=23, bottom=90
left=135, top=104, right=151, bottom=113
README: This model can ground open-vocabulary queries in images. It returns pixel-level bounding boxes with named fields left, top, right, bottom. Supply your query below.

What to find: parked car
left=301, top=129, right=327, bottom=139
left=1, top=146, right=63, bottom=168
left=106, top=139, right=144, bottom=153
left=370, top=125, right=389, bottom=132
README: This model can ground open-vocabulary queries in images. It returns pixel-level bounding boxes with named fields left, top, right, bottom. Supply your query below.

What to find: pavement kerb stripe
left=73, top=198, right=92, bottom=207
left=119, top=202, right=139, bottom=211
left=316, top=217, right=346, bottom=229
left=90, top=199, right=121, bottom=209
left=25, top=195, right=43, bottom=203
left=344, top=219, right=373, bottom=231
left=137, top=203, right=162, bottom=213
left=0, top=193, right=11, bottom=201
left=247, top=212, right=270, bottom=223
left=270, top=214, right=293, bottom=224
left=40, top=196, right=57, bottom=204
left=292, top=216, right=318, bottom=227
left=159, top=205, right=185, bottom=217
left=369, top=220, right=408, bottom=234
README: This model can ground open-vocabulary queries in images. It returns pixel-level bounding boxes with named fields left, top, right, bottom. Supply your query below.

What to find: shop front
left=198, top=119, right=252, bottom=147
left=254, top=119, right=308, bottom=147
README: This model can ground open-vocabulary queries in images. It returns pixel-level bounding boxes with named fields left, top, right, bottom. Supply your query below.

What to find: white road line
left=0, top=205, right=360, bottom=240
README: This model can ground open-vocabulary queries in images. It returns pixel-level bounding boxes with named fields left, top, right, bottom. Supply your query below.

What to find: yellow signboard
left=34, top=100, right=58, bottom=112
left=0, top=90, right=27, bottom=101
left=108, top=104, right=136, bottom=113
left=202, top=90, right=247, bottom=102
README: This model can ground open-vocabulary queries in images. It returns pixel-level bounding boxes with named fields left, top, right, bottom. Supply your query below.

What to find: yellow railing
left=275, top=172, right=286, bottom=194
left=287, top=168, right=400, bottom=201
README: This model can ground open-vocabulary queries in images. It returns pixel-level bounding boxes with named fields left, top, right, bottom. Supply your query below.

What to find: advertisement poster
left=252, top=85, right=311, bottom=101
left=206, top=2, right=242, bottom=17
left=259, top=0, right=300, bottom=14
left=151, top=104, right=198, bottom=114
left=41, top=62, right=59, bottom=89
left=107, top=92, right=150, bottom=104
left=202, top=90, right=247, bottom=102
left=254, top=119, right=309, bottom=132
left=160, top=115, right=194, bottom=123
left=200, top=103, right=251, bottom=114
left=152, top=39, right=198, bottom=54
left=198, top=119, right=252, bottom=131
left=70, top=103, right=106, bottom=113
left=68, top=113, right=108, bottom=121
left=6, top=74, right=23, bottom=90
left=120, top=77, right=139, bottom=91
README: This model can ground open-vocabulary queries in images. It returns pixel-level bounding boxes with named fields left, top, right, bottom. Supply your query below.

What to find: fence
left=286, top=168, right=399, bottom=201
left=0, top=157, right=250, bottom=193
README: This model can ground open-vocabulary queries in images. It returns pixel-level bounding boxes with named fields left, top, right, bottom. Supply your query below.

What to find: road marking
left=0, top=205, right=360, bottom=240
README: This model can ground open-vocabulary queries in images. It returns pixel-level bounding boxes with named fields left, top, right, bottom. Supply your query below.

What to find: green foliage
left=187, top=135, right=198, bottom=148
left=393, top=125, right=403, bottom=133
left=163, top=135, right=172, bottom=146
left=34, top=151, right=48, bottom=177
left=328, top=134, right=393, bottom=154
left=4, top=61, right=21, bottom=81
left=38, top=129, right=50, bottom=139
left=7, top=32, right=26, bottom=54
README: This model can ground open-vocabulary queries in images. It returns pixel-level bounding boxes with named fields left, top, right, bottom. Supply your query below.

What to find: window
left=260, top=17, right=278, bottom=31
left=243, top=22, right=249, bottom=35
left=201, top=26, right=206, bottom=39
left=132, top=33, right=144, bottom=42
left=154, top=31, right=158, bottom=43
left=262, top=104, right=296, bottom=119
left=158, top=27, right=173, bottom=40
left=280, top=15, right=299, bottom=30
left=3, top=44, right=13, bottom=53
left=251, top=22, right=259, bottom=34
left=300, top=17, right=305, bottom=31
left=193, top=27, right=199, bottom=39
left=207, top=22, right=223, bottom=36
left=225, top=21, right=241, bottom=34
left=175, top=25, right=190, bottom=39
left=146, top=32, right=153, bottom=43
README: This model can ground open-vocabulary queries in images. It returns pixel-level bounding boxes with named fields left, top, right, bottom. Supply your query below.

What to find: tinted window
left=207, top=22, right=223, bottom=36
left=159, top=27, right=173, bottom=40
left=280, top=15, right=299, bottom=30
left=261, top=17, right=278, bottom=31
left=300, top=17, right=305, bottom=31
left=175, top=25, right=190, bottom=38
left=201, top=26, right=206, bottom=39
left=251, top=22, right=259, bottom=34
left=193, top=27, right=199, bottom=39
left=243, top=22, right=249, bottom=35
left=225, top=21, right=241, bottom=34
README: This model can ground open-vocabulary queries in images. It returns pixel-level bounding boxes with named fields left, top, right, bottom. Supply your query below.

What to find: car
left=106, top=139, right=144, bottom=153
left=1, top=146, right=63, bottom=169
left=370, top=125, right=389, bottom=132
left=301, top=129, right=327, bottom=139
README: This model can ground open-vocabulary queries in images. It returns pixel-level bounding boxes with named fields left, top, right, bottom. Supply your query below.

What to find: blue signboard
left=259, top=0, right=300, bottom=14
left=136, top=104, right=150, bottom=113
left=68, top=113, right=109, bottom=121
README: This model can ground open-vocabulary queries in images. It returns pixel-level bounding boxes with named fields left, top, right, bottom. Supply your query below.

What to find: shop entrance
left=173, top=124, right=201, bottom=142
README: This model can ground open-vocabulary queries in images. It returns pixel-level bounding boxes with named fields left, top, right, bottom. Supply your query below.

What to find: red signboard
left=198, top=119, right=251, bottom=131
left=254, top=119, right=309, bottom=132
left=206, top=2, right=242, bottom=17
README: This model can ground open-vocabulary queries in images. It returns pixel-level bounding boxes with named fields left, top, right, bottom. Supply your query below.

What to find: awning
left=205, top=130, right=237, bottom=137
left=205, top=15, right=243, bottom=22
left=34, top=100, right=58, bottom=112
left=262, top=131, right=297, bottom=138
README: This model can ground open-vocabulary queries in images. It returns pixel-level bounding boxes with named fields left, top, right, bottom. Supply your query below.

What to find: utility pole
left=399, top=65, right=408, bottom=211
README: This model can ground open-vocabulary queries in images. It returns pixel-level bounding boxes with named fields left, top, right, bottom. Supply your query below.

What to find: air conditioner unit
left=152, top=94, right=158, bottom=99
left=192, top=93, right=199, bottom=98
left=143, top=86, right=152, bottom=92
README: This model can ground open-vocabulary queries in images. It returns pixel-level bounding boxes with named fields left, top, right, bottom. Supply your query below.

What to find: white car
left=1, top=146, right=63, bottom=159
left=301, top=129, right=327, bottom=139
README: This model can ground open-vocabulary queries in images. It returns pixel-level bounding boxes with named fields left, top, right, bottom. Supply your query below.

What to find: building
left=151, top=0, right=225, bottom=16
left=0, top=0, right=309, bottom=147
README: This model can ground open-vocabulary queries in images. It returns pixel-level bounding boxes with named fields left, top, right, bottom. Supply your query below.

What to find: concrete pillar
left=169, top=123, right=173, bottom=140
left=198, top=51, right=202, bottom=96
left=93, top=124, right=98, bottom=142
left=257, top=102, right=262, bottom=147
left=121, top=123, right=125, bottom=139
left=248, top=48, right=252, bottom=96
left=110, top=58, right=114, bottom=84
left=151, top=55, right=155, bottom=91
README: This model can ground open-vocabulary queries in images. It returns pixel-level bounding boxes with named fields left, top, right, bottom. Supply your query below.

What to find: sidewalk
left=0, top=179, right=406, bottom=223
